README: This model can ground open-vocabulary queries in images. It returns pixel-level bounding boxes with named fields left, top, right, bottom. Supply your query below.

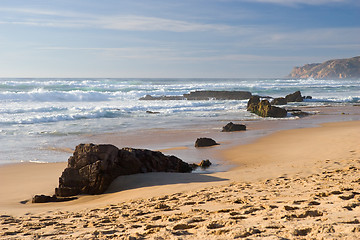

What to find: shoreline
left=1, top=106, right=360, bottom=238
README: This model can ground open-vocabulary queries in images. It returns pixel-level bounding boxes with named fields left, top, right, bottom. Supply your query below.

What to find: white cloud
left=0, top=7, right=234, bottom=32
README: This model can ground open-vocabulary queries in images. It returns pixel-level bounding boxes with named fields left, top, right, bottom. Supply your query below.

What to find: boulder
left=247, top=99, right=287, bottom=118
left=55, top=144, right=192, bottom=197
left=285, top=91, right=303, bottom=102
left=222, top=122, right=246, bottom=132
left=247, top=96, right=260, bottom=112
left=271, top=97, right=287, bottom=105
left=195, top=138, right=219, bottom=147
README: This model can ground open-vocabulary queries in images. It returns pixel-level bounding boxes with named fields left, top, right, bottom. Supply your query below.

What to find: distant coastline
left=288, top=56, right=360, bottom=79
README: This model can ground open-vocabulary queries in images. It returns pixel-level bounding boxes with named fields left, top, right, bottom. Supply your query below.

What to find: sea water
left=0, top=78, right=359, bottom=165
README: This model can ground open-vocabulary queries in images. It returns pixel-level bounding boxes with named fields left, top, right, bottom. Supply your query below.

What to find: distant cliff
left=288, top=56, right=360, bottom=79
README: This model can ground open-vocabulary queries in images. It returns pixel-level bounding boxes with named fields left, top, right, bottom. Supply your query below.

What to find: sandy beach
left=1, top=117, right=360, bottom=239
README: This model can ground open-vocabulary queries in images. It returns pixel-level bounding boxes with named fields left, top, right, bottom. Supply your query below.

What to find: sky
left=0, top=0, right=359, bottom=78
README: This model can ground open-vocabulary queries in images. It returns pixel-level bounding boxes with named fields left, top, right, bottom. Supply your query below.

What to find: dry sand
left=1, top=120, right=360, bottom=239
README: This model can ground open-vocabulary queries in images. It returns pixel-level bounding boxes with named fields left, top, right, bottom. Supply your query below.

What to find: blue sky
left=0, top=0, right=359, bottom=78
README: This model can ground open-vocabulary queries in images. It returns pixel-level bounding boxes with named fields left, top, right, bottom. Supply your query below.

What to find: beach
left=1, top=105, right=360, bottom=239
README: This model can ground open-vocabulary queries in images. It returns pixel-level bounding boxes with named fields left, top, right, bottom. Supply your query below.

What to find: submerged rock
left=195, top=138, right=219, bottom=147
left=55, top=144, right=192, bottom=197
left=222, top=122, right=246, bottom=132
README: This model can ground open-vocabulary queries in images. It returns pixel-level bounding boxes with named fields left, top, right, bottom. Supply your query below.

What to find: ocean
left=1, top=78, right=359, bottom=165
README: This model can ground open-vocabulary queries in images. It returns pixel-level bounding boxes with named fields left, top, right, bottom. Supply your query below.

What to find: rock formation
left=222, top=122, right=246, bottom=132
left=288, top=56, right=360, bottom=79
left=55, top=144, right=192, bottom=197
left=194, top=138, right=219, bottom=147
left=285, top=91, right=303, bottom=102
left=247, top=96, right=287, bottom=118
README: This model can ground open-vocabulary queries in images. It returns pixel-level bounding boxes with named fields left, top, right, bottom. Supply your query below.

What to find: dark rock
left=195, top=138, right=219, bottom=147
left=184, top=91, right=252, bottom=100
left=304, top=96, right=312, bottom=99
left=271, top=97, right=287, bottom=105
left=222, top=122, right=246, bottom=132
left=146, top=110, right=160, bottom=114
left=247, top=96, right=260, bottom=112
left=285, top=91, right=303, bottom=102
left=190, top=160, right=212, bottom=170
left=32, top=194, right=77, bottom=203
left=247, top=99, right=287, bottom=118
left=32, top=195, right=57, bottom=203
left=55, top=144, right=192, bottom=197
left=199, top=160, right=212, bottom=168
left=139, top=95, right=184, bottom=100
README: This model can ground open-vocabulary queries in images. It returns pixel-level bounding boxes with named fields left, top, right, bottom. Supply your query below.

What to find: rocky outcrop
left=194, top=138, right=219, bottom=147
left=222, top=122, right=246, bottom=132
left=183, top=91, right=252, bottom=100
left=55, top=144, right=192, bottom=197
left=288, top=56, right=360, bottom=79
left=140, top=91, right=252, bottom=101
left=247, top=97, right=287, bottom=118
left=285, top=91, right=303, bottom=102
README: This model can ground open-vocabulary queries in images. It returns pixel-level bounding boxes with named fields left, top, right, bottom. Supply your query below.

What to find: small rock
left=195, top=138, right=219, bottom=147
left=221, top=122, right=246, bottom=132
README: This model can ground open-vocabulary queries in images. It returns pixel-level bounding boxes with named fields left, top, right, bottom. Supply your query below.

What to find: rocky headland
left=288, top=56, right=360, bottom=79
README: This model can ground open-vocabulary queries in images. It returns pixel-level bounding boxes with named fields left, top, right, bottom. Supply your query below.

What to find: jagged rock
left=183, top=90, right=252, bottom=100
left=247, top=99, right=287, bottom=118
left=247, top=96, right=260, bottom=112
left=195, top=138, right=219, bottom=147
left=55, top=144, right=192, bottom=197
left=271, top=97, right=287, bottom=105
left=222, top=122, right=246, bottom=132
left=285, top=91, right=303, bottom=102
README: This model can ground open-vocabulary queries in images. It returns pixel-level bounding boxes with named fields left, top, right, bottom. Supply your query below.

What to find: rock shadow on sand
left=105, top=172, right=228, bottom=194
